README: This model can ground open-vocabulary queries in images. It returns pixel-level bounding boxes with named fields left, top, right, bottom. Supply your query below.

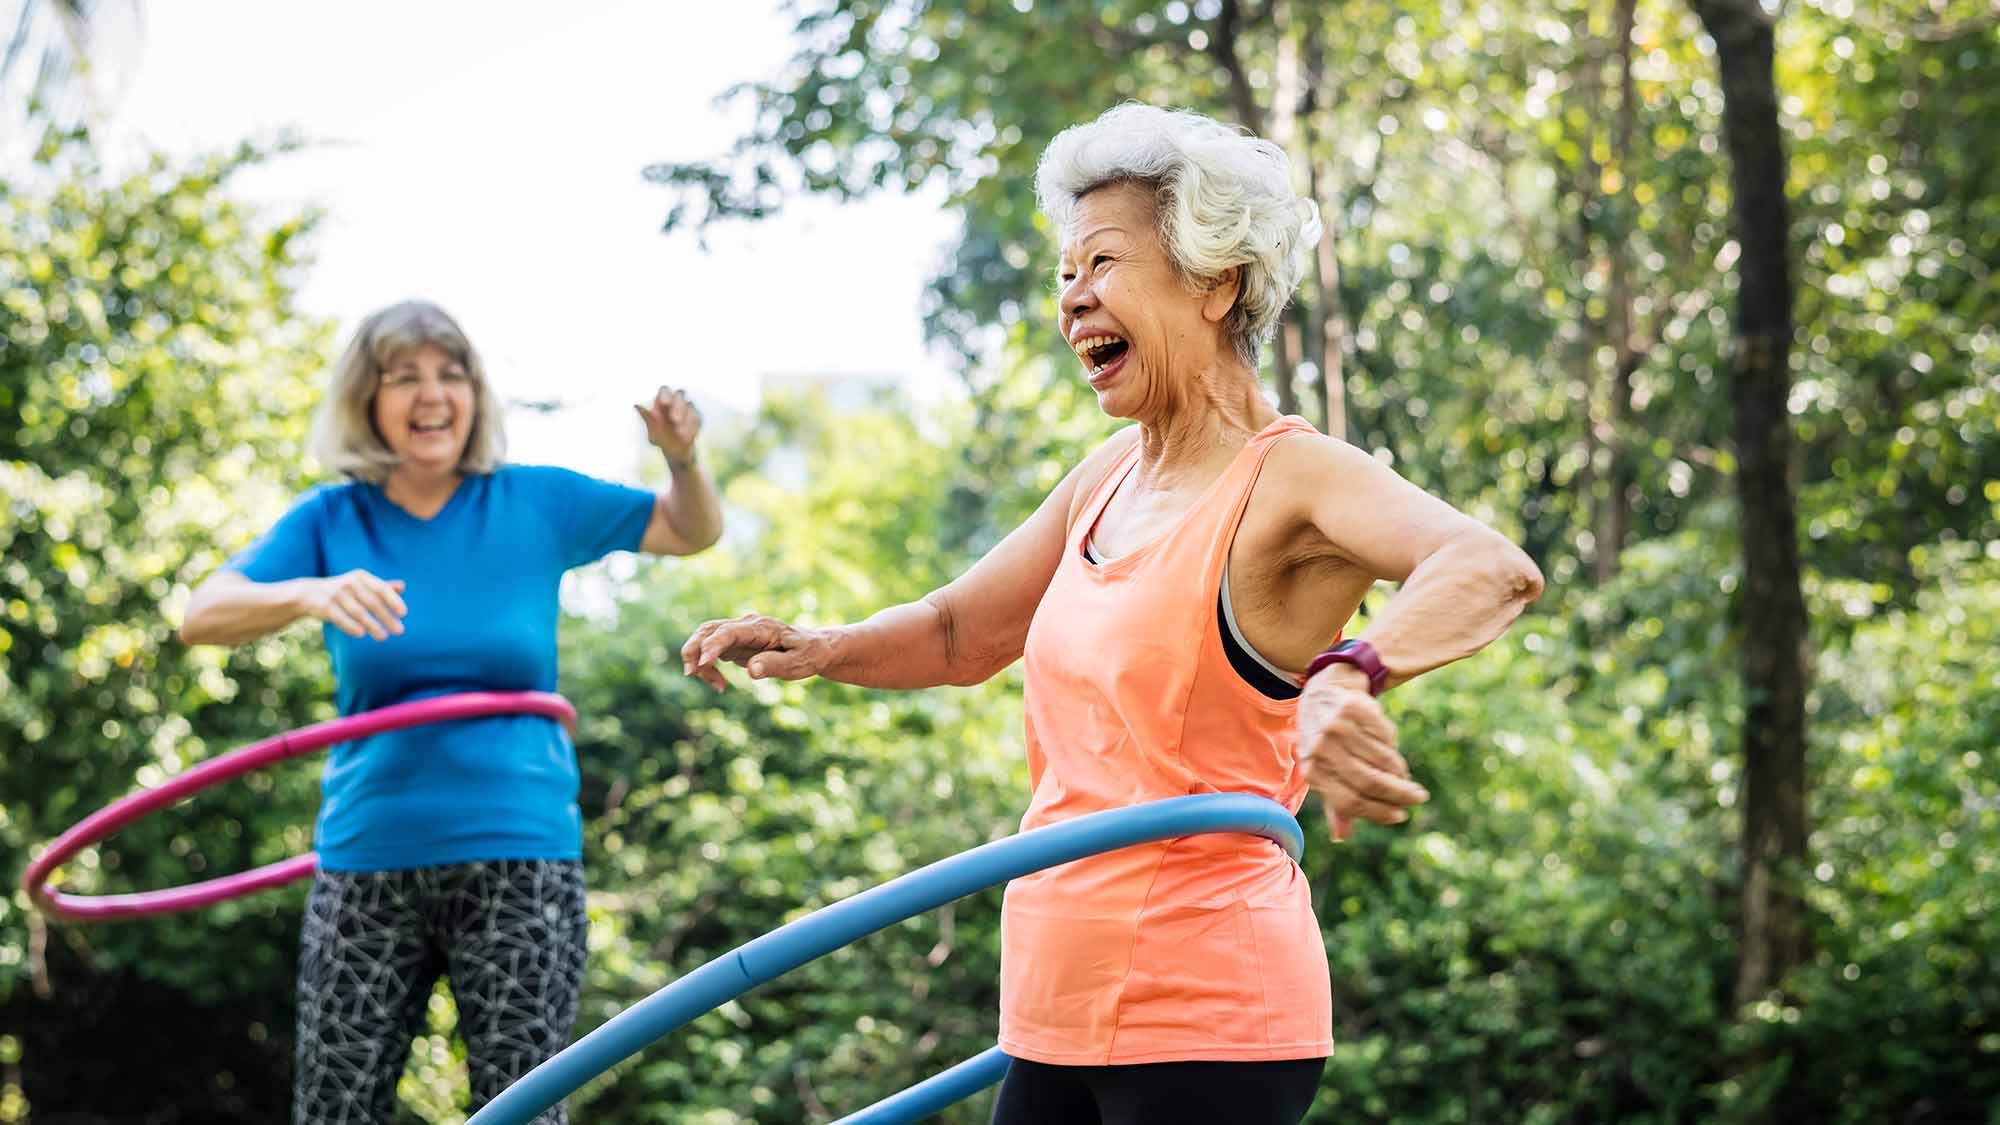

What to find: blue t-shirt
left=227, top=465, right=654, bottom=871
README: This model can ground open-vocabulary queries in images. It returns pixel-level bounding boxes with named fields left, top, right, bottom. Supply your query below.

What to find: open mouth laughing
left=1073, top=332, right=1130, bottom=385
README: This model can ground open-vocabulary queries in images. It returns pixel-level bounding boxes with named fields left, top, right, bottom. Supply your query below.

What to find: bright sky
left=107, top=1, right=963, bottom=482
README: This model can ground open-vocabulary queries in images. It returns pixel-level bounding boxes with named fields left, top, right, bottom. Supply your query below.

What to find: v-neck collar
left=372, top=473, right=471, bottom=524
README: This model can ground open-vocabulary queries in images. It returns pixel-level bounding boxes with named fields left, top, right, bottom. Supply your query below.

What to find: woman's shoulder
left=1251, top=424, right=1426, bottom=537
left=1068, top=425, right=1142, bottom=494
left=1054, top=426, right=1144, bottom=529
left=1083, top=425, right=1143, bottom=474
left=483, top=463, right=634, bottom=504
left=287, top=479, right=361, bottom=514
left=1262, top=424, right=1375, bottom=482
left=486, top=463, right=595, bottom=489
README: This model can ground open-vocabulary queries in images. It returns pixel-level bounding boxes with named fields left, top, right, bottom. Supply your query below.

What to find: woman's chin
left=1092, top=388, right=1138, bottom=419
left=1085, top=356, right=1142, bottom=416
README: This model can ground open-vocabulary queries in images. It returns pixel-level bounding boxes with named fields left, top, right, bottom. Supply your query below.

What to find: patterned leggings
left=292, top=860, right=588, bottom=1125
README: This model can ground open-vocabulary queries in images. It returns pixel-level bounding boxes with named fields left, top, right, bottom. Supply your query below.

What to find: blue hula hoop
left=469, top=793, right=1305, bottom=1125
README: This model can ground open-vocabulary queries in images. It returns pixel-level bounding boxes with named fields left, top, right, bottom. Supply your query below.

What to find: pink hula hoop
left=21, top=691, right=577, bottom=922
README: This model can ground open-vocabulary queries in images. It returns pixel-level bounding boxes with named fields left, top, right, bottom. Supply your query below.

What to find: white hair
left=307, top=300, right=507, bottom=483
left=1035, top=103, right=1324, bottom=367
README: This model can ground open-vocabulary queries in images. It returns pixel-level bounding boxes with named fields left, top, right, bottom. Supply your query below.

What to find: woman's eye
left=442, top=370, right=470, bottom=383
left=1093, top=254, right=1113, bottom=267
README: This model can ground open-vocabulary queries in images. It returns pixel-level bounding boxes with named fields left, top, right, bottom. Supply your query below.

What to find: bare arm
left=1345, top=530, right=1545, bottom=688
left=634, top=386, right=724, bottom=556
left=178, top=569, right=407, bottom=646
left=829, top=488, right=1076, bottom=688
left=1269, top=435, right=1544, bottom=841
left=1274, top=433, right=1544, bottom=687
left=639, top=459, right=724, bottom=556
left=681, top=429, right=1139, bottom=691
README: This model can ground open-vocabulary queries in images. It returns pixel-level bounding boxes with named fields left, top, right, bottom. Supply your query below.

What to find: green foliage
left=1, top=130, right=335, bottom=1117
left=1728, top=551, right=2000, bottom=1122
left=630, top=2, right=1998, bottom=1119
left=555, top=385, right=1029, bottom=1123
left=5, top=1, right=1997, bottom=1121
left=1783, top=2, right=2000, bottom=594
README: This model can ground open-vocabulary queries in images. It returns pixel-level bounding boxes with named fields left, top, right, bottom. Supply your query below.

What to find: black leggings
left=991, top=1055, right=1326, bottom=1125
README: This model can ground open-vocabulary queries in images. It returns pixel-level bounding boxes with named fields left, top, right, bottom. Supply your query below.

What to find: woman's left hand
left=635, top=385, right=702, bottom=463
left=1296, top=668, right=1429, bottom=841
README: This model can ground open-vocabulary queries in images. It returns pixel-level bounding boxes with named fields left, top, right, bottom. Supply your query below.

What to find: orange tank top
left=999, top=415, right=1334, bottom=1066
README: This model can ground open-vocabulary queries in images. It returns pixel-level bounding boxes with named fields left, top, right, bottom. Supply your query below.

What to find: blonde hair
left=1035, top=104, right=1323, bottom=367
left=307, top=300, right=507, bottom=483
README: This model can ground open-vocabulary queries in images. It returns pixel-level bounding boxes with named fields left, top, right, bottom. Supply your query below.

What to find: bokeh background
left=2, top=1, right=1995, bottom=1121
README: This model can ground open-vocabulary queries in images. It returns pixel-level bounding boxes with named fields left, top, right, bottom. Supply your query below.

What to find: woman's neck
left=1134, top=363, right=1278, bottom=482
left=381, top=467, right=464, bottom=519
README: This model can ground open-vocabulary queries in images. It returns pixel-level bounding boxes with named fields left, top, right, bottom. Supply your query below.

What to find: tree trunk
left=1570, top=3, right=1608, bottom=578
left=1271, top=307, right=1301, bottom=416
left=1690, top=0, right=1811, bottom=1014
left=1297, top=2, right=1348, bottom=440
left=1598, top=0, right=1641, bottom=581
left=1307, top=176, right=1349, bottom=441
left=1266, top=0, right=1302, bottom=417
left=1208, top=0, right=1304, bottom=414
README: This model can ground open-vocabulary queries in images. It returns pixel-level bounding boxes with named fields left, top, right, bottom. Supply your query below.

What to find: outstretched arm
left=681, top=430, right=1137, bottom=691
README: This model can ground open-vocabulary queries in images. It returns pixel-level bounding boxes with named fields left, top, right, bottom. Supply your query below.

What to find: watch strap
left=1303, top=639, right=1389, bottom=696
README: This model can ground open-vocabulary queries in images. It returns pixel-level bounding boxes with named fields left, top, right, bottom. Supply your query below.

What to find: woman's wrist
left=826, top=623, right=858, bottom=667
left=1304, top=662, right=1373, bottom=696
left=281, top=577, right=322, bottom=622
left=1303, top=639, right=1389, bottom=695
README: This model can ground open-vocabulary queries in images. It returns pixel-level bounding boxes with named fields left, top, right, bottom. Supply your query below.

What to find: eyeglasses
left=378, top=368, right=474, bottom=393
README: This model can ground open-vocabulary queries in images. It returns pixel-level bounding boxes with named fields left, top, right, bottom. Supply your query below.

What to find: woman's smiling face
left=1055, top=181, right=1238, bottom=422
left=371, top=342, right=475, bottom=476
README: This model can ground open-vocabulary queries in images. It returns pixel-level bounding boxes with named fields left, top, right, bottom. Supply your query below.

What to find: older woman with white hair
left=178, top=299, right=722, bottom=1125
left=682, top=104, right=1543, bottom=1124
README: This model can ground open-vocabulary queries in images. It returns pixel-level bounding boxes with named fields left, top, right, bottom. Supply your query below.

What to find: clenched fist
left=1296, top=666, right=1429, bottom=841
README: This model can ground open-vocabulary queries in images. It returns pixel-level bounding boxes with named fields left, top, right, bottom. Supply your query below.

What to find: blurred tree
left=0, top=0, right=142, bottom=138
left=0, top=128, right=334, bottom=1120
left=552, top=382, right=1030, bottom=1123
left=1688, top=0, right=1810, bottom=1022
left=639, top=0, right=1771, bottom=589
left=632, top=1, right=1998, bottom=1121
left=5, top=2, right=1995, bottom=1122
left=1782, top=0, right=2000, bottom=595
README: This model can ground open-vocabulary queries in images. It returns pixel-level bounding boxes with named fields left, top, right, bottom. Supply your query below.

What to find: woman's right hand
left=302, top=570, right=408, bottom=640
left=680, top=614, right=833, bottom=692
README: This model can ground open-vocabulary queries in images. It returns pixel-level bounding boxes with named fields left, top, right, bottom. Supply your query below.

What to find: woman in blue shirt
left=178, top=299, right=722, bottom=1125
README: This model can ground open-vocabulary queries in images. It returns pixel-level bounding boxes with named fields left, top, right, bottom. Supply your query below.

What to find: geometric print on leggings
left=293, top=860, right=588, bottom=1125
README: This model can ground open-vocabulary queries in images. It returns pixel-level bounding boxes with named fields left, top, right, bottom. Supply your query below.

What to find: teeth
left=1072, top=334, right=1123, bottom=355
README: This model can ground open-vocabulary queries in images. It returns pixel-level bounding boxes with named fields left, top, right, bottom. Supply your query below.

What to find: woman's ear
left=1202, top=267, right=1242, bottom=324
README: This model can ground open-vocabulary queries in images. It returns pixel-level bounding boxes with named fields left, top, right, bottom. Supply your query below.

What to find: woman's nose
left=1063, top=277, right=1095, bottom=319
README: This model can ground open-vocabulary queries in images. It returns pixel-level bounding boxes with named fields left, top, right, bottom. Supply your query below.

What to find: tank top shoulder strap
left=1065, top=434, right=1144, bottom=546
left=1177, top=415, right=1320, bottom=587
left=1209, top=414, right=1319, bottom=528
